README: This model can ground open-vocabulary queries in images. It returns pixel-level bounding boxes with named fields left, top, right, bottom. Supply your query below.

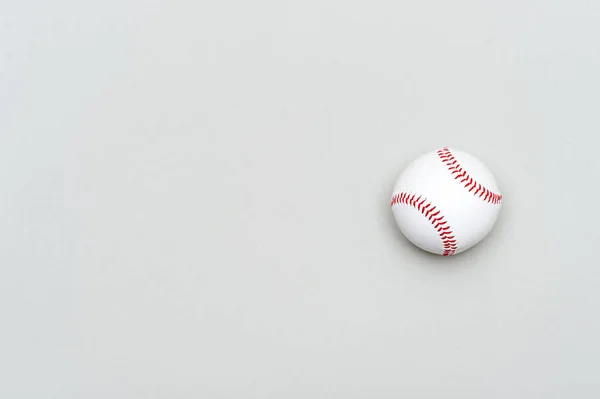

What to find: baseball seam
left=437, top=147, right=502, bottom=205
left=390, top=192, right=457, bottom=256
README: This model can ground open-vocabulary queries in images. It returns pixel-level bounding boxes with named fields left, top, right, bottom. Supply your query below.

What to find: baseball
left=390, top=147, right=502, bottom=256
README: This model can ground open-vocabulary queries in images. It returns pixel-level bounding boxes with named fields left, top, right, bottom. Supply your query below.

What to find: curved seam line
left=391, top=192, right=457, bottom=256
left=437, top=147, right=502, bottom=205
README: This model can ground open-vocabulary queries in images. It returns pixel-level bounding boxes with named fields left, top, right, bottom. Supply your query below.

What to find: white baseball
left=390, top=147, right=502, bottom=256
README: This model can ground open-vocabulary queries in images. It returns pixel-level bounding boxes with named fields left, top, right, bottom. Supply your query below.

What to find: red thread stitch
left=437, top=147, right=502, bottom=205
left=390, top=192, right=457, bottom=256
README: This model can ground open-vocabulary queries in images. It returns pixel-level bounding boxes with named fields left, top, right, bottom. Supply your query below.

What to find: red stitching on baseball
left=390, top=192, right=457, bottom=256
left=437, top=147, right=502, bottom=205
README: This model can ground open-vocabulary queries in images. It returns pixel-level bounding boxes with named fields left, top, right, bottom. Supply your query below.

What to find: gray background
left=1, top=0, right=599, bottom=397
